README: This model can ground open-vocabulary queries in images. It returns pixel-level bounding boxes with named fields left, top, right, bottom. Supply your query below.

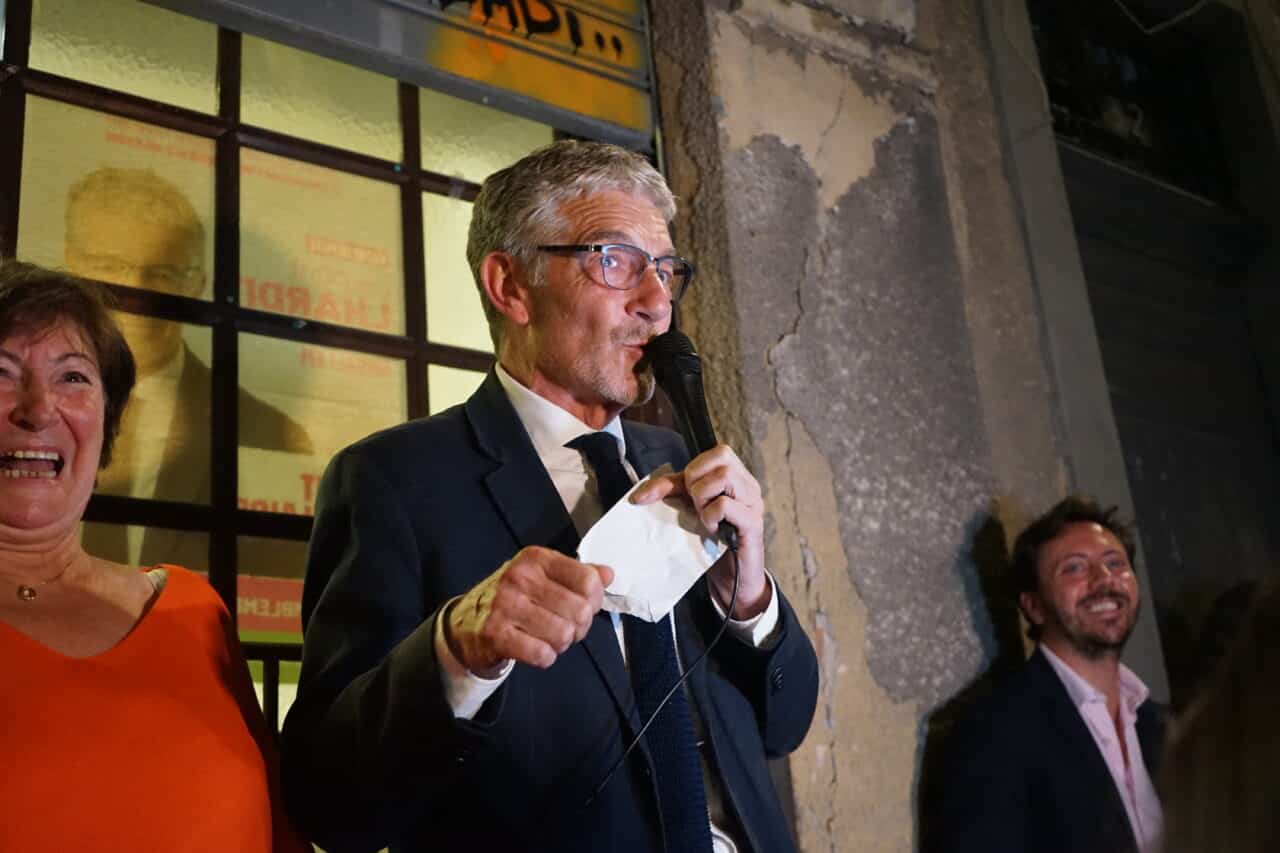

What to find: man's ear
left=479, top=251, right=533, bottom=331
left=1018, top=590, right=1046, bottom=629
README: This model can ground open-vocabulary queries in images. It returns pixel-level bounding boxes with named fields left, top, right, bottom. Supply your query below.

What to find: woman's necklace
left=0, top=564, right=73, bottom=602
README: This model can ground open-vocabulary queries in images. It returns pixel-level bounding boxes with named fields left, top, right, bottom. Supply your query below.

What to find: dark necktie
left=567, top=432, right=713, bottom=853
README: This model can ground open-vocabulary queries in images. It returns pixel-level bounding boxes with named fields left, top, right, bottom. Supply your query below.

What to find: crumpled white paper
left=577, top=464, right=727, bottom=622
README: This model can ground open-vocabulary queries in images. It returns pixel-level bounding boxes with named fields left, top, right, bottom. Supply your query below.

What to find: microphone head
left=644, top=330, right=699, bottom=376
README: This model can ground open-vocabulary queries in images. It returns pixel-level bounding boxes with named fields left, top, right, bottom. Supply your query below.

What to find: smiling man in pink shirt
left=937, top=496, right=1165, bottom=853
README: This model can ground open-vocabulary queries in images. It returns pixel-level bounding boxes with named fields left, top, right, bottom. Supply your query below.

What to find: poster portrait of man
left=15, top=100, right=418, bottom=631
left=66, top=167, right=314, bottom=568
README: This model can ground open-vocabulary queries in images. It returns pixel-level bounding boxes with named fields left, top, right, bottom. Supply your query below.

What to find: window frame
left=0, top=1, right=497, bottom=620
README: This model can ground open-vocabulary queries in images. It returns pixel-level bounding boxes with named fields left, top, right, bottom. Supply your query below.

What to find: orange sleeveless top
left=0, top=566, right=307, bottom=852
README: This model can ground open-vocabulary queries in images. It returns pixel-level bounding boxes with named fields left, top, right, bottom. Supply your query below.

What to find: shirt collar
left=495, top=362, right=626, bottom=461
left=1040, top=643, right=1150, bottom=716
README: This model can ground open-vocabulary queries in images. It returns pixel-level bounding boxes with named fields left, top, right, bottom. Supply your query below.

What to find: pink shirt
left=1041, top=645, right=1164, bottom=852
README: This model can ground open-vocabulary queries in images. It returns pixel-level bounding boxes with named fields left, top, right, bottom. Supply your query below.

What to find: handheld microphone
left=575, top=330, right=744, bottom=815
left=645, top=329, right=738, bottom=549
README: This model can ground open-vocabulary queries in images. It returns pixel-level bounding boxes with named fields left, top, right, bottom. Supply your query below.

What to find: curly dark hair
left=0, top=260, right=137, bottom=468
left=1012, top=495, right=1137, bottom=639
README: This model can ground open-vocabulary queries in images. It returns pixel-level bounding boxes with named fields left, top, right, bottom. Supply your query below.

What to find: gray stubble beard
left=581, top=359, right=656, bottom=412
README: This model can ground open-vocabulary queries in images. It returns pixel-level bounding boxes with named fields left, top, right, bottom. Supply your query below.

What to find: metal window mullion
left=421, top=342, right=494, bottom=373
left=83, top=495, right=216, bottom=532
left=233, top=307, right=420, bottom=360
left=399, top=82, right=429, bottom=419
left=1, top=0, right=32, bottom=66
left=420, top=172, right=481, bottom=202
left=0, top=77, right=26, bottom=258
left=209, top=26, right=241, bottom=617
left=0, top=0, right=32, bottom=256
left=262, top=656, right=281, bottom=736
left=99, top=282, right=221, bottom=326
left=238, top=123, right=409, bottom=185
left=19, top=68, right=227, bottom=138
left=233, top=508, right=311, bottom=541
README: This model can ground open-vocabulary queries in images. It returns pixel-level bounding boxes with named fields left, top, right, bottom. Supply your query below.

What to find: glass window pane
left=237, top=536, right=307, bottom=643
left=17, top=98, right=215, bottom=301
left=420, top=87, right=555, bottom=183
left=96, top=323, right=213, bottom=505
left=238, top=335, right=408, bottom=515
left=81, top=522, right=209, bottom=573
left=238, top=535, right=305, bottom=720
left=429, top=365, right=486, bottom=415
left=29, top=0, right=216, bottom=113
left=242, top=36, right=400, bottom=161
left=248, top=660, right=302, bottom=722
left=423, top=193, right=492, bottom=352
left=241, top=149, right=405, bottom=334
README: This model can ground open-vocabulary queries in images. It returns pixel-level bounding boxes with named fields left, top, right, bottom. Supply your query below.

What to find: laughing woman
left=0, top=261, right=306, bottom=851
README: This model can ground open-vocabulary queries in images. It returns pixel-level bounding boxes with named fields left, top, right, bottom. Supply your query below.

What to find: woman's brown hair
left=0, top=260, right=136, bottom=467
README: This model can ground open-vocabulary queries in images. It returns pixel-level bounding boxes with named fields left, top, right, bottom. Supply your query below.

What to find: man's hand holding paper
left=577, top=465, right=724, bottom=622
left=635, top=444, right=772, bottom=620
left=581, top=444, right=773, bottom=622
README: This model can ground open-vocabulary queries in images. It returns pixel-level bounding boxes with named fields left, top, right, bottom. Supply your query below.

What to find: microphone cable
left=583, top=538, right=740, bottom=808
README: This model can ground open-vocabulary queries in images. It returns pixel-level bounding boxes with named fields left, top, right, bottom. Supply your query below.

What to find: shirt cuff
left=434, top=598, right=514, bottom=719
left=708, top=571, right=782, bottom=648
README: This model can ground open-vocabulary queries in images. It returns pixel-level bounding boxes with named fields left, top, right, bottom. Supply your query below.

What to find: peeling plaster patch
left=724, top=0, right=934, bottom=92
left=761, top=409, right=917, bottom=853
left=718, top=94, right=990, bottom=706
left=711, top=10, right=903, bottom=209
left=765, top=115, right=993, bottom=706
left=722, top=135, right=820, bottom=442
left=813, top=0, right=917, bottom=36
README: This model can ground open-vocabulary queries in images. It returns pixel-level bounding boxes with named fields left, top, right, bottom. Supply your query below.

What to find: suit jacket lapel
left=1028, top=649, right=1139, bottom=849
left=464, top=371, right=640, bottom=735
left=466, top=371, right=578, bottom=558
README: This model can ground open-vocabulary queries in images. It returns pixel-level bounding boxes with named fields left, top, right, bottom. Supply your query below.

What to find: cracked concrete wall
left=787, top=0, right=917, bottom=38
left=652, top=0, right=1065, bottom=849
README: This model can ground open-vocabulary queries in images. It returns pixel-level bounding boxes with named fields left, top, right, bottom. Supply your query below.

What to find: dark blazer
left=281, top=371, right=819, bottom=853
left=935, top=648, right=1167, bottom=853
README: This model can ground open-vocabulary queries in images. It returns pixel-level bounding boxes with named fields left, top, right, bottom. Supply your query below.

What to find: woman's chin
left=0, top=486, right=85, bottom=541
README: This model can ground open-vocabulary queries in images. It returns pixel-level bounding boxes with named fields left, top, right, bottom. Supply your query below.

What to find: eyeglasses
left=67, top=251, right=203, bottom=293
left=537, top=243, right=696, bottom=302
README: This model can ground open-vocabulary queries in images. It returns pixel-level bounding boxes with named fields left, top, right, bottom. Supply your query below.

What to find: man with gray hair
left=283, top=141, right=818, bottom=853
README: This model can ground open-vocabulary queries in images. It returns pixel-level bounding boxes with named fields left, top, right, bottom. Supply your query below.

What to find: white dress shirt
left=1041, top=645, right=1164, bottom=852
left=433, top=363, right=781, bottom=852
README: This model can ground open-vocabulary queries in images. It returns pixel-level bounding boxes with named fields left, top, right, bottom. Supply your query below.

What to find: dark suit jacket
left=281, top=371, right=819, bottom=853
left=935, top=648, right=1167, bottom=853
